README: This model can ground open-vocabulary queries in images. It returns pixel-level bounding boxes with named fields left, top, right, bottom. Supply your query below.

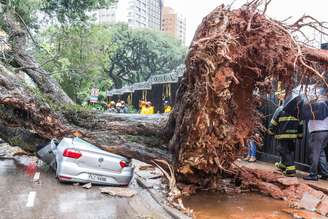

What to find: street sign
left=90, top=88, right=99, bottom=103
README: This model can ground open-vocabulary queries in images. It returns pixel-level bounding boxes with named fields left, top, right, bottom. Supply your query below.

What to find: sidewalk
left=237, top=160, right=328, bottom=194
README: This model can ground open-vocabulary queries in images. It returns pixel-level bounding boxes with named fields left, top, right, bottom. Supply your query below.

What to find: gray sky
left=163, top=0, right=328, bottom=46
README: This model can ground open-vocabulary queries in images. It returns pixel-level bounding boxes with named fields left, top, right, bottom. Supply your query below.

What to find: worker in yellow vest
left=139, top=101, right=147, bottom=115
left=146, top=101, right=155, bottom=115
left=163, top=101, right=172, bottom=113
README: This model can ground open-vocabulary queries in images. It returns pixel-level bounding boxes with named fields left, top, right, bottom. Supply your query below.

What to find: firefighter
left=268, top=106, right=304, bottom=177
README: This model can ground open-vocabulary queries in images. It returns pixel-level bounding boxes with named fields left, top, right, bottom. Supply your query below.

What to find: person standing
left=147, top=102, right=155, bottom=114
left=163, top=101, right=172, bottom=113
left=139, top=101, right=147, bottom=114
left=243, top=136, right=258, bottom=162
left=268, top=106, right=304, bottom=177
left=303, top=117, right=328, bottom=181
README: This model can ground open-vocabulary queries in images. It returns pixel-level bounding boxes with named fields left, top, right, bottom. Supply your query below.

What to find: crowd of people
left=107, top=100, right=129, bottom=113
left=106, top=99, right=173, bottom=114
left=268, top=106, right=328, bottom=180
left=242, top=90, right=328, bottom=181
left=139, top=100, right=172, bottom=114
left=139, top=101, right=155, bottom=115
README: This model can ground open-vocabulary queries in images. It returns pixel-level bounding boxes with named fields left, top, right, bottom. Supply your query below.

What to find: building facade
left=94, top=0, right=163, bottom=31
left=147, top=0, right=162, bottom=30
left=321, top=43, right=328, bottom=50
left=161, top=6, right=186, bottom=44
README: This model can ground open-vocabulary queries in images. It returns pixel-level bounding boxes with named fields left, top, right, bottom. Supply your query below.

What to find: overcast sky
left=163, top=0, right=328, bottom=46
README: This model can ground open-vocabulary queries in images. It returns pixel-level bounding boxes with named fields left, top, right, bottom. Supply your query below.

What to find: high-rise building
left=94, top=0, right=163, bottom=31
left=147, top=0, right=163, bottom=30
left=161, top=7, right=186, bottom=44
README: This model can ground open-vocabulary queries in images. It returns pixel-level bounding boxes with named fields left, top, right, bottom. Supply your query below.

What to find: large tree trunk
left=1, top=11, right=73, bottom=104
left=0, top=62, right=170, bottom=161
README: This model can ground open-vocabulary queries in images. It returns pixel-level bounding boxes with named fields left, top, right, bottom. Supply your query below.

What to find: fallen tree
left=1, top=1, right=328, bottom=212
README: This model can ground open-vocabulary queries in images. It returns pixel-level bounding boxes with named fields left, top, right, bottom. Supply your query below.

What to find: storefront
left=107, top=65, right=185, bottom=113
left=147, top=65, right=184, bottom=113
left=130, top=82, right=152, bottom=110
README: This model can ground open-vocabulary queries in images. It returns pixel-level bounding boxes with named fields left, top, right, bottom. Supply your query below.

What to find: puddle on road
left=183, top=192, right=291, bottom=219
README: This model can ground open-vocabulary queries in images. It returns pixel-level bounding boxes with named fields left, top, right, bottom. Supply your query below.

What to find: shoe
left=242, top=156, right=250, bottom=161
left=303, top=174, right=319, bottom=181
left=248, top=157, right=256, bottom=162
left=275, top=162, right=286, bottom=171
left=283, top=166, right=296, bottom=177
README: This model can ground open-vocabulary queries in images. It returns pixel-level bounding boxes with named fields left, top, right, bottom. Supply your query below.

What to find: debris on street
left=33, top=172, right=40, bottom=183
left=138, top=164, right=155, bottom=171
left=282, top=208, right=327, bottom=219
left=298, top=192, right=322, bottom=212
left=82, top=183, right=92, bottom=189
left=0, top=140, right=30, bottom=159
left=100, top=187, right=137, bottom=198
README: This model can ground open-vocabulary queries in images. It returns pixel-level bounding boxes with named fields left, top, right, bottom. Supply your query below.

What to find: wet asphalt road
left=0, top=158, right=171, bottom=219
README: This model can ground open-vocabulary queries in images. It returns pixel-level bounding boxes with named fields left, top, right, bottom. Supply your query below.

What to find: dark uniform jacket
left=268, top=106, right=304, bottom=140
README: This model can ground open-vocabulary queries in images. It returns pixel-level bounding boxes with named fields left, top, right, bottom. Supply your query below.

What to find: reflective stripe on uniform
left=285, top=129, right=299, bottom=133
left=274, top=134, right=298, bottom=139
left=286, top=166, right=296, bottom=171
left=271, top=120, right=278, bottom=126
left=278, top=116, right=299, bottom=122
left=268, top=129, right=274, bottom=135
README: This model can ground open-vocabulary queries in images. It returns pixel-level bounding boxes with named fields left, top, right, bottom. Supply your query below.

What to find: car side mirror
left=51, top=139, right=59, bottom=150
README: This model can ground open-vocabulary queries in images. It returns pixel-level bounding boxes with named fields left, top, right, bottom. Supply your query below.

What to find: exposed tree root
left=167, top=3, right=328, bottom=189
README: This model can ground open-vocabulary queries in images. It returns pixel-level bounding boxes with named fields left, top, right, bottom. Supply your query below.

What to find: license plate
left=88, top=174, right=107, bottom=182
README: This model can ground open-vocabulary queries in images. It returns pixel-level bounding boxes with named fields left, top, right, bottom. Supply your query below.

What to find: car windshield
left=72, top=137, right=102, bottom=151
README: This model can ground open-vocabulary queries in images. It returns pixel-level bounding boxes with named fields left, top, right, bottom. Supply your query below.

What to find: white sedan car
left=37, top=137, right=134, bottom=186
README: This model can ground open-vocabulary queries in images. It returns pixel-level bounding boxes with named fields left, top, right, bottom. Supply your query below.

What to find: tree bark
left=1, top=11, right=73, bottom=105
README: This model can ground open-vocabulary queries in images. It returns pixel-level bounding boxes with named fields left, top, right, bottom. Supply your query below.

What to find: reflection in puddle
left=183, top=192, right=292, bottom=219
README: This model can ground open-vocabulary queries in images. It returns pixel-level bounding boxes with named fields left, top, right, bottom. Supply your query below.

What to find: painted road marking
left=33, top=172, right=40, bottom=182
left=26, top=191, right=36, bottom=208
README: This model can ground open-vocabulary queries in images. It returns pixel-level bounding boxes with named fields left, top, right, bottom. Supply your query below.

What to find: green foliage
left=0, top=0, right=42, bottom=27
left=35, top=24, right=114, bottom=103
left=128, top=105, right=137, bottom=113
left=107, top=24, right=186, bottom=88
left=0, top=0, right=116, bottom=27
left=41, top=0, right=117, bottom=24
left=35, top=23, right=186, bottom=103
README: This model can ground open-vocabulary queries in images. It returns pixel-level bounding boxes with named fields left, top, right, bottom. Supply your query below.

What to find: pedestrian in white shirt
left=303, top=117, right=328, bottom=181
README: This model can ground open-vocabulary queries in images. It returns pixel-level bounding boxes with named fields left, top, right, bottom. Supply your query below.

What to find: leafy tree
left=35, top=23, right=186, bottom=102
left=0, top=0, right=117, bottom=104
left=41, top=0, right=116, bottom=24
left=106, top=24, right=186, bottom=88
left=0, top=0, right=116, bottom=26
left=35, top=24, right=113, bottom=103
